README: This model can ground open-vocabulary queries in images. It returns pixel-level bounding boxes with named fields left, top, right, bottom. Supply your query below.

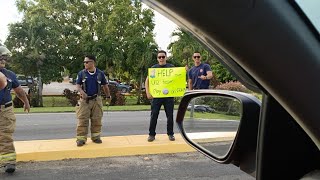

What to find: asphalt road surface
left=0, top=152, right=254, bottom=180
left=15, top=111, right=239, bottom=141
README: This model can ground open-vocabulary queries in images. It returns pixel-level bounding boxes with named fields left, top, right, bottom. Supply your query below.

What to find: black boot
left=76, top=140, right=86, bottom=147
left=4, top=163, right=15, bottom=173
left=92, top=138, right=102, bottom=144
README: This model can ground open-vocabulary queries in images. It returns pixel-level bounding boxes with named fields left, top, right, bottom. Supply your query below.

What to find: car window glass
left=0, top=0, right=262, bottom=167
left=295, top=0, right=320, bottom=34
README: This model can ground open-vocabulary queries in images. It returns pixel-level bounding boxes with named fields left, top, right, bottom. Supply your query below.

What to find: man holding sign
left=145, top=50, right=176, bottom=142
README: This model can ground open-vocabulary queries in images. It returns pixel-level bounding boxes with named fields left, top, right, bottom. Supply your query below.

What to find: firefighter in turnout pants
left=75, top=55, right=111, bottom=147
left=0, top=46, right=30, bottom=173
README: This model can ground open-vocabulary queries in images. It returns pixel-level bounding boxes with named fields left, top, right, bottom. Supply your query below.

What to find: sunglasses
left=158, top=56, right=166, bottom=59
left=193, top=56, right=201, bottom=59
left=83, top=61, right=93, bottom=64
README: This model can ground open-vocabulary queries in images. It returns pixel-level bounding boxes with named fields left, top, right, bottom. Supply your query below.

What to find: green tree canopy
left=5, top=0, right=157, bottom=85
left=168, top=28, right=236, bottom=84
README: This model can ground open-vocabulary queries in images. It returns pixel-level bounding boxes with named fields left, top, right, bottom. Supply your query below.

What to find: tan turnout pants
left=76, top=96, right=103, bottom=141
left=0, top=106, right=16, bottom=166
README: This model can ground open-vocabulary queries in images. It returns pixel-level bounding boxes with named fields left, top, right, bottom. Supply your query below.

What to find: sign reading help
left=148, top=67, right=186, bottom=98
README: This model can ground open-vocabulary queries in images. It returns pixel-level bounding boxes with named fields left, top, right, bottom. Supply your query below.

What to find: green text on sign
left=148, top=67, right=186, bottom=98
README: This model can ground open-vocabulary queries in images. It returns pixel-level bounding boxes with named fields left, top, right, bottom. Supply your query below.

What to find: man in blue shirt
left=145, top=50, right=175, bottom=142
left=75, top=55, right=111, bottom=147
left=0, top=46, right=30, bottom=173
left=188, top=52, right=213, bottom=90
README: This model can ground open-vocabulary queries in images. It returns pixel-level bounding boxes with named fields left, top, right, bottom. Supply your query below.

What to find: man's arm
left=206, top=71, right=213, bottom=79
left=13, top=86, right=30, bottom=112
left=102, top=84, right=111, bottom=103
left=0, top=72, right=7, bottom=90
left=145, top=77, right=153, bottom=99
left=76, top=84, right=87, bottom=99
left=188, top=79, right=193, bottom=90
left=102, top=84, right=111, bottom=97
left=200, top=64, right=213, bottom=80
left=187, top=70, right=193, bottom=90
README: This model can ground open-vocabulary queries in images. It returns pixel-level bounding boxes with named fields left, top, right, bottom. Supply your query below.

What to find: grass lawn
left=14, top=105, right=238, bottom=120
left=13, top=93, right=258, bottom=121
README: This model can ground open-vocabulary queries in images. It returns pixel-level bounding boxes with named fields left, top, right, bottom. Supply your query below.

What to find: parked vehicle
left=17, top=74, right=35, bottom=86
left=108, top=80, right=132, bottom=93
left=187, top=105, right=215, bottom=113
left=143, top=0, right=320, bottom=179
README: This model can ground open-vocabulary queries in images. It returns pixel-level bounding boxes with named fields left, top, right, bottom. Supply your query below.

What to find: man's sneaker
left=92, top=138, right=102, bottom=144
left=76, top=140, right=86, bottom=147
left=148, top=135, right=155, bottom=142
left=168, top=135, right=175, bottom=141
left=4, top=164, right=15, bottom=173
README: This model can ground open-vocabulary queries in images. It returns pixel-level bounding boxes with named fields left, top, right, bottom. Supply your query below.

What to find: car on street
left=143, top=0, right=320, bottom=179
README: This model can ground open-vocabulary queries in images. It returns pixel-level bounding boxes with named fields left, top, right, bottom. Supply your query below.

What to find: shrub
left=63, top=88, right=79, bottom=106
left=174, top=97, right=182, bottom=105
left=139, top=91, right=151, bottom=105
left=215, top=81, right=249, bottom=93
left=13, top=92, right=31, bottom=108
left=101, top=85, right=126, bottom=106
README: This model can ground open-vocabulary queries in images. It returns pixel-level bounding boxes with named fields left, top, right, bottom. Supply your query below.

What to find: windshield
left=295, top=0, right=320, bottom=34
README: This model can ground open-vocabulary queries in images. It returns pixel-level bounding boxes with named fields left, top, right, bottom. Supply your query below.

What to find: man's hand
left=80, top=91, right=88, bottom=99
left=146, top=93, right=153, bottom=99
left=200, top=75, right=207, bottom=80
left=106, top=96, right=112, bottom=104
left=24, top=103, right=30, bottom=113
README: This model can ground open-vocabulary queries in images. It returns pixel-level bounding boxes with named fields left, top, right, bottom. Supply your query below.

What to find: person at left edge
left=75, top=55, right=111, bottom=147
left=0, top=72, right=7, bottom=90
left=0, top=46, right=30, bottom=173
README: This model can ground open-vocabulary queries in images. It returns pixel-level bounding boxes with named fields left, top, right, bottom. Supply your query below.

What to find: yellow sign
left=148, top=67, right=186, bottom=98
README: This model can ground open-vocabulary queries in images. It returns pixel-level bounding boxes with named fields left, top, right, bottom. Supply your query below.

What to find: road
left=11, top=82, right=250, bottom=179
left=0, top=153, right=254, bottom=180
left=15, top=111, right=239, bottom=141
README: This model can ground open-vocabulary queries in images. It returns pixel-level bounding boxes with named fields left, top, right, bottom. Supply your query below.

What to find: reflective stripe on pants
left=0, top=106, right=16, bottom=166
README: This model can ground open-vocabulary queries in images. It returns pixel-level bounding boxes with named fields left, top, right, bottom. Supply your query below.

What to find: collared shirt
left=188, top=63, right=212, bottom=89
left=151, top=63, right=174, bottom=68
left=76, top=68, right=107, bottom=96
left=0, top=68, right=19, bottom=104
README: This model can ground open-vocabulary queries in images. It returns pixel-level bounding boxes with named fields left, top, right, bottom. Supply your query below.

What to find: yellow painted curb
left=15, top=134, right=195, bottom=162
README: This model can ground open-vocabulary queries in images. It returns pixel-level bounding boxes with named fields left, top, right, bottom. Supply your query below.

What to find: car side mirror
left=176, top=90, right=261, bottom=164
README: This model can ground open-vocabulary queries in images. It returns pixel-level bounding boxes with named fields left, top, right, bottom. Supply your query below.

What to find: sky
left=0, top=0, right=178, bottom=51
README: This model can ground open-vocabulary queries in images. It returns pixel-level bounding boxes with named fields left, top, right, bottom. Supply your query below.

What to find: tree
left=168, top=28, right=236, bottom=84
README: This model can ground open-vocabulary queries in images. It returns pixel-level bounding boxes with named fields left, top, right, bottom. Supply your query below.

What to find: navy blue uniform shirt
left=0, top=68, right=20, bottom=104
left=188, top=63, right=212, bottom=89
left=76, top=68, right=107, bottom=96
left=151, top=63, right=174, bottom=68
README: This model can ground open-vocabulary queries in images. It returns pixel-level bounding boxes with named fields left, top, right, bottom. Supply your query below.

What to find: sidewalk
left=15, top=132, right=234, bottom=162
